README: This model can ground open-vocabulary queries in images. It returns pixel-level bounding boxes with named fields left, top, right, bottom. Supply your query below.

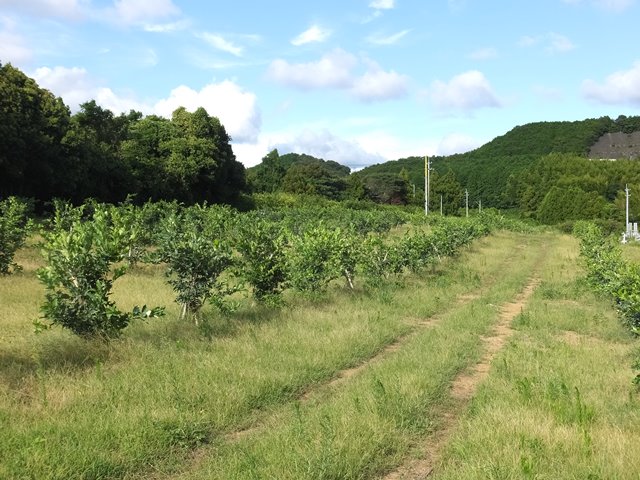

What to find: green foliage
left=248, top=150, right=351, bottom=200
left=108, top=201, right=151, bottom=267
left=0, top=196, right=30, bottom=274
left=431, top=170, right=464, bottom=215
left=233, top=213, right=288, bottom=302
left=360, top=236, right=404, bottom=285
left=0, top=62, right=70, bottom=202
left=573, top=221, right=640, bottom=330
left=362, top=173, right=409, bottom=204
left=37, top=202, right=163, bottom=338
left=155, top=205, right=238, bottom=321
left=247, top=149, right=286, bottom=193
left=286, top=226, right=361, bottom=293
left=507, top=153, right=640, bottom=223
left=537, top=186, right=612, bottom=224
left=1, top=63, right=247, bottom=207
left=281, top=161, right=348, bottom=199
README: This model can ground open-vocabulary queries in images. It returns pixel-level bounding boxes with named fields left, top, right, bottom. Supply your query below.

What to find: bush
left=287, top=226, right=361, bottom=293
left=0, top=196, right=30, bottom=274
left=155, top=205, right=237, bottom=322
left=37, top=202, right=162, bottom=338
left=233, top=213, right=288, bottom=302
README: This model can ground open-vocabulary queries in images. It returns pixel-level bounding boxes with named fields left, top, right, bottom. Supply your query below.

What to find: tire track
left=147, top=236, right=529, bottom=479
left=224, top=239, right=528, bottom=445
left=382, top=275, right=540, bottom=480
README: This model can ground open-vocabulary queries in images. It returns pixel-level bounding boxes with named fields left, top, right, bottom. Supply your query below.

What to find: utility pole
left=424, top=155, right=430, bottom=216
left=465, top=189, right=469, bottom=218
left=440, top=195, right=443, bottom=216
left=479, top=199, right=482, bottom=213
left=626, top=184, right=630, bottom=237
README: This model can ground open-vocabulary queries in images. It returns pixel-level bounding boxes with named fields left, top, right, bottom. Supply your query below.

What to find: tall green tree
left=60, top=101, right=138, bottom=203
left=0, top=62, right=70, bottom=201
left=248, top=149, right=286, bottom=193
left=431, top=170, right=464, bottom=215
left=281, top=160, right=347, bottom=199
left=362, top=173, right=409, bottom=204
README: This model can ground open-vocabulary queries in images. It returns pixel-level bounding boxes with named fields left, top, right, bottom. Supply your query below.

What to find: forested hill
left=356, top=116, right=640, bottom=209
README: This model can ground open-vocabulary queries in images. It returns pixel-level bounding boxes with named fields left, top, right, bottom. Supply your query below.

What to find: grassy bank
left=1, top=231, right=526, bottom=479
left=4, top=231, right=636, bottom=479
left=434, top=235, right=640, bottom=479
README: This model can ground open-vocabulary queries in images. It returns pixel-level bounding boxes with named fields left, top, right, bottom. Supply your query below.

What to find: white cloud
left=143, top=20, right=189, bottom=33
left=0, top=0, right=87, bottom=20
left=111, top=0, right=180, bottom=25
left=31, top=65, right=261, bottom=143
left=267, top=48, right=409, bottom=102
left=197, top=32, right=243, bottom=57
left=366, top=29, right=410, bottom=45
left=31, top=65, right=147, bottom=112
left=354, top=131, right=437, bottom=162
left=291, top=25, right=331, bottom=46
left=154, top=81, right=261, bottom=143
left=468, top=47, right=498, bottom=60
left=428, top=70, right=502, bottom=112
left=436, top=133, right=482, bottom=156
left=267, top=48, right=357, bottom=90
left=363, top=0, right=395, bottom=22
left=32, top=66, right=99, bottom=107
left=274, top=129, right=386, bottom=170
left=518, top=35, right=538, bottom=47
left=233, top=126, right=446, bottom=169
left=518, top=32, right=576, bottom=53
left=350, top=67, right=409, bottom=102
left=582, top=61, right=640, bottom=105
left=369, top=0, right=395, bottom=9
left=94, top=86, right=148, bottom=113
left=547, top=33, right=575, bottom=53
left=230, top=129, right=383, bottom=170
left=562, top=0, right=635, bottom=11
left=0, top=18, right=32, bottom=64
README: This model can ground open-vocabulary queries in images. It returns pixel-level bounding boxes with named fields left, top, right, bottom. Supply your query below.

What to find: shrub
left=37, top=202, right=162, bottom=338
left=0, top=196, right=30, bottom=274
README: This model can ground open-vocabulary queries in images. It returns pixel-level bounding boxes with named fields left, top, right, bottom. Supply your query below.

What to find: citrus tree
left=37, top=202, right=163, bottom=338
left=0, top=196, right=30, bottom=274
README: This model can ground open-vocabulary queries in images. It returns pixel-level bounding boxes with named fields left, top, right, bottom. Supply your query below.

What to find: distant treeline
left=1, top=62, right=246, bottom=208
left=4, top=60, right=640, bottom=225
left=352, top=116, right=640, bottom=225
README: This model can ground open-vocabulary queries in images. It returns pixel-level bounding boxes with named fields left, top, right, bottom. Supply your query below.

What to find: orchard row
left=1, top=197, right=525, bottom=338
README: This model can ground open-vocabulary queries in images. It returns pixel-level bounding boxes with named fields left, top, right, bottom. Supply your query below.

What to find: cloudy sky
left=1, top=0, right=640, bottom=169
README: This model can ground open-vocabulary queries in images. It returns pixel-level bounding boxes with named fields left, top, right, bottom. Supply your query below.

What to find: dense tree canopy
left=0, top=62, right=70, bottom=201
left=247, top=150, right=350, bottom=200
left=0, top=63, right=247, bottom=207
left=5, top=61, right=640, bottom=224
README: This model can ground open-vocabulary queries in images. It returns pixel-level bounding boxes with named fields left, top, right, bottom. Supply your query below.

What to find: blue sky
left=1, top=0, right=640, bottom=169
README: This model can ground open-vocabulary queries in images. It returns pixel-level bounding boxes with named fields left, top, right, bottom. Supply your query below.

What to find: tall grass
left=1, top=231, right=527, bottom=479
left=434, top=234, right=640, bottom=479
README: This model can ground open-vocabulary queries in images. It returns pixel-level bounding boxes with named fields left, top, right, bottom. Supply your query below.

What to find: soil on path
left=383, top=276, right=540, bottom=480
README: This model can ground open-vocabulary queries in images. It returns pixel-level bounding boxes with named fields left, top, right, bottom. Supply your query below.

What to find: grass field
left=1, top=230, right=639, bottom=479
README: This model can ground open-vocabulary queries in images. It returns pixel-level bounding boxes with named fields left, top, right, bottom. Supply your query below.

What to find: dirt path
left=153, top=238, right=529, bottom=479
left=226, top=286, right=486, bottom=444
left=383, top=276, right=540, bottom=480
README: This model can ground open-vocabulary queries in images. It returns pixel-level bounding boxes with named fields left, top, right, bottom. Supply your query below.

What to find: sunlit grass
left=434, top=235, right=640, bottom=479
left=178, top=250, right=544, bottom=480
left=1, top=231, right=528, bottom=479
